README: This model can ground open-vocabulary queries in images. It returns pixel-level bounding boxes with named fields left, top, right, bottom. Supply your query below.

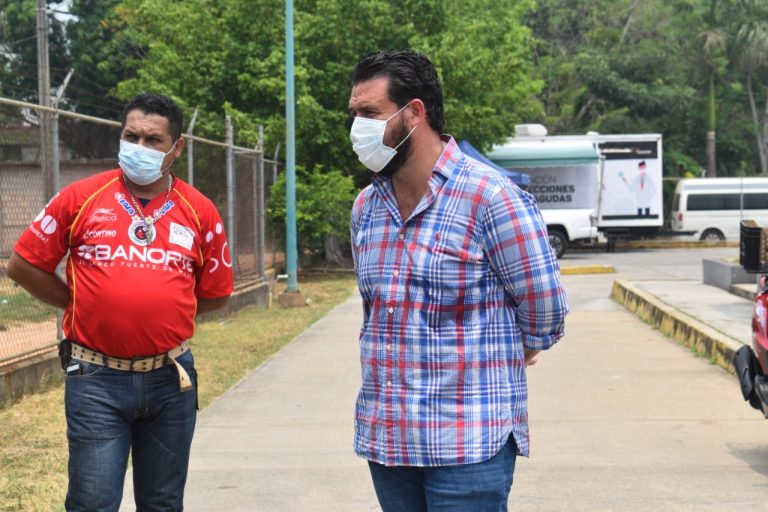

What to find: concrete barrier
left=610, top=279, right=743, bottom=375
left=702, top=258, right=754, bottom=291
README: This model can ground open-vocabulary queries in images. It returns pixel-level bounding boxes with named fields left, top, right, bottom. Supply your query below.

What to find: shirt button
left=386, top=344, right=392, bottom=351
left=386, top=381, right=392, bottom=387
left=393, top=270, right=400, bottom=277
left=398, top=233, right=405, bottom=241
left=388, top=307, right=394, bottom=314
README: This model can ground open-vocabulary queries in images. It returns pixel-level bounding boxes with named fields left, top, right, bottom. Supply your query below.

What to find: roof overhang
left=488, top=141, right=600, bottom=168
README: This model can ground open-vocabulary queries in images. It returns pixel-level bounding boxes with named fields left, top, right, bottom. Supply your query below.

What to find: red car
left=736, top=221, right=768, bottom=418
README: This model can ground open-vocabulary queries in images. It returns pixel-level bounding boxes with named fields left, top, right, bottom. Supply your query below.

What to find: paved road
left=517, top=247, right=767, bottom=511
left=120, top=246, right=768, bottom=511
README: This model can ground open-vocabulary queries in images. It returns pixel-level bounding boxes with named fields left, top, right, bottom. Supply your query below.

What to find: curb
left=610, top=279, right=743, bottom=376
left=571, top=240, right=739, bottom=252
left=619, top=240, right=738, bottom=250
left=728, top=284, right=755, bottom=301
left=561, top=265, right=615, bottom=275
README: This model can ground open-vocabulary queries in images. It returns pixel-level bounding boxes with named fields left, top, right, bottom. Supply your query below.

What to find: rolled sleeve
left=481, top=185, right=568, bottom=350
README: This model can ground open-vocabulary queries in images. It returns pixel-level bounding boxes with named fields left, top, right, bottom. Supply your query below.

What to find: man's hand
left=524, top=349, right=541, bottom=367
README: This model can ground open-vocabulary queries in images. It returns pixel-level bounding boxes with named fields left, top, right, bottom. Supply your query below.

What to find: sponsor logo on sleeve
left=205, top=222, right=232, bottom=273
left=28, top=207, right=56, bottom=243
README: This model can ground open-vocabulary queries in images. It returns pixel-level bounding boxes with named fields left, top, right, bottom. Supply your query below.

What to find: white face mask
left=350, top=103, right=417, bottom=173
left=118, top=139, right=176, bottom=186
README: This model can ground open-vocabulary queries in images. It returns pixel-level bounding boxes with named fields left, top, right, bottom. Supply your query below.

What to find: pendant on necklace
left=129, top=218, right=155, bottom=246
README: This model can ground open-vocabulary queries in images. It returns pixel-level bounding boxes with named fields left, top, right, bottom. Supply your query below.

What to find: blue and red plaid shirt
left=350, top=136, right=567, bottom=466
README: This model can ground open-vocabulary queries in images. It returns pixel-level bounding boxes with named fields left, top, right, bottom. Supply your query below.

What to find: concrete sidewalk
left=611, top=279, right=752, bottom=374
left=119, top=252, right=765, bottom=510
left=120, top=294, right=379, bottom=512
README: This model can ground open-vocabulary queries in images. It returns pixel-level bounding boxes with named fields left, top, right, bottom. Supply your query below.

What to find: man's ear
left=173, top=137, right=186, bottom=157
left=407, top=99, right=428, bottom=122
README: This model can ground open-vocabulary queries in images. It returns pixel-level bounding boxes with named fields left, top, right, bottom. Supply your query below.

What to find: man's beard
left=378, top=117, right=413, bottom=179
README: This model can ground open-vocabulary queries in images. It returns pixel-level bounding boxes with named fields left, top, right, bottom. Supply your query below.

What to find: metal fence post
left=272, top=143, right=280, bottom=270
left=186, top=107, right=198, bottom=186
left=257, top=125, right=265, bottom=279
left=36, top=0, right=55, bottom=202
left=225, top=115, right=237, bottom=279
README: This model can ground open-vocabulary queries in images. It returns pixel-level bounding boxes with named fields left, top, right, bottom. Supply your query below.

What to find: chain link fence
left=0, top=97, right=282, bottom=367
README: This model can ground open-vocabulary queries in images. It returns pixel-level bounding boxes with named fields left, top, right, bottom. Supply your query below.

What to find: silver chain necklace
left=123, top=174, right=173, bottom=246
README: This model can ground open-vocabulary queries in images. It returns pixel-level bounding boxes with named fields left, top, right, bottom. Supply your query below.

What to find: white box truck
left=488, top=125, right=664, bottom=257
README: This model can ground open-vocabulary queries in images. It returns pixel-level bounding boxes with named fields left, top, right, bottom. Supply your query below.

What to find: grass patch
left=0, top=279, right=57, bottom=328
left=0, top=272, right=356, bottom=511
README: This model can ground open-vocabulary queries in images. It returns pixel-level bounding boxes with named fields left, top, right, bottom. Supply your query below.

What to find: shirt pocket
left=409, top=231, right=486, bottom=327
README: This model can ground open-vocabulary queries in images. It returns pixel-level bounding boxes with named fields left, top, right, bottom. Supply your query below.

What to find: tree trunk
left=706, top=73, right=717, bottom=177
left=324, top=235, right=346, bottom=266
left=746, top=73, right=767, bottom=173
left=763, top=87, right=768, bottom=174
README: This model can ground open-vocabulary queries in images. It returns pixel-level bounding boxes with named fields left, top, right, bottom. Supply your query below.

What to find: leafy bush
left=268, top=167, right=358, bottom=264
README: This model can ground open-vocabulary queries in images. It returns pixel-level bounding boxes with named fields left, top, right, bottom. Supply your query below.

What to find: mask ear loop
left=160, top=139, right=179, bottom=175
left=393, top=123, right=418, bottom=151
left=390, top=102, right=418, bottom=151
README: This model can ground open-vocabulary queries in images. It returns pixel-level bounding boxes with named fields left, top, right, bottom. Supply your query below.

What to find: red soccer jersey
left=14, top=169, right=234, bottom=358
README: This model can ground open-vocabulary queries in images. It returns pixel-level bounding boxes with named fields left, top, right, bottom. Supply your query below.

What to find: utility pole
left=278, top=0, right=304, bottom=306
left=35, top=0, right=55, bottom=201
left=285, top=0, right=298, bottom=292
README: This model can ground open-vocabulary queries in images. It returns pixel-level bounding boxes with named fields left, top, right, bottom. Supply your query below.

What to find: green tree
left=525, top=0, right=766, bottom=178
left=101, top=0, right=540, bottom=177
left=268, top=167, right=357, bottom=264
left=732, top=20, right=768, bottom=173
left=0, top=0, right=70, bottom=102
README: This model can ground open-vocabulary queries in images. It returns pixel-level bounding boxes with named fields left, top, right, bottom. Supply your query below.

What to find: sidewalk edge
left=610, top=279, right=743, bottom=376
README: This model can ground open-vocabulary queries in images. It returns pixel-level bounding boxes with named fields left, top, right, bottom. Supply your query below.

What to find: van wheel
left=548, top=230, right=567, bottom=259
left=700, top=229, right=725, bottom=241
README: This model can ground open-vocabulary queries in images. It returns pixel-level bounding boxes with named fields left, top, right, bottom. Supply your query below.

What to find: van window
left=744, top=193, right=768, bottom=209
left=672, top=194, right=680, bottom=211
left=686, top=192, right=768, bottom=211
left=687, top=194, right=728, bottom=210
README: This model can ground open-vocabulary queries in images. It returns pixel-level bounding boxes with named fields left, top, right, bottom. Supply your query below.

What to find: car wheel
left=548, top=230, right=567, bottom=259
left=700, top=229, right=725, bottom=241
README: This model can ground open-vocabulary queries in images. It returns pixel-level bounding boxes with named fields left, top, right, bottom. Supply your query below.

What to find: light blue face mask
left=118, top=139, right=177, bottom=186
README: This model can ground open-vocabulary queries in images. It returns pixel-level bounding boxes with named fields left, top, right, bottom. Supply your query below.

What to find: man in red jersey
left=7, top=93, right=234, bottom=512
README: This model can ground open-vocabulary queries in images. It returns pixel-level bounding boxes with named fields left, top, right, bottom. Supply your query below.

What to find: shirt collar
left=433, top=135, right=461, bottom=179
left=369, top=135, right=462, bottom=225
left=370, top=134, right=461, bottom=186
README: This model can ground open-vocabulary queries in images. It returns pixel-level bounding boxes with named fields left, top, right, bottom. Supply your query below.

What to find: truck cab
left=541, top=209, right=598, bottom=259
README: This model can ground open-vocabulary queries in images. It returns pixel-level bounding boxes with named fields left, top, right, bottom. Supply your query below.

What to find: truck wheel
left=548, top=230, right=567, bottom=259
left=700, top=229, right=725, bottom=241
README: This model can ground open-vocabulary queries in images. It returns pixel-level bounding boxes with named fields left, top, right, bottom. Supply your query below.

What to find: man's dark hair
left=352, top=50, right=445, bottom=134
left=121, top=93, right=184, bottom=140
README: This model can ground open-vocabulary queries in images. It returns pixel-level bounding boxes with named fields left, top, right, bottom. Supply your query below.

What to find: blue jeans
left=64, top=350, right=197, bottom=512
left=368, top=435, right=517, bottom=512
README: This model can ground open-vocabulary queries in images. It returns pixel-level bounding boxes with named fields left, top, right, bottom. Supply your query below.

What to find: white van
left=671, top=177, right=768, bottom=240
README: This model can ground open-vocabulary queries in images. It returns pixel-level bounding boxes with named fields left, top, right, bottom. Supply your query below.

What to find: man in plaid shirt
left=348, top=50, right=568, bottom=511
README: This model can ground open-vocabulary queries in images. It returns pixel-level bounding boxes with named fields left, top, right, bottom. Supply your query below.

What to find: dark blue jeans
left=368, top=435, right=517, bottom=512
left=64, top=350, right=197, bottom=512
